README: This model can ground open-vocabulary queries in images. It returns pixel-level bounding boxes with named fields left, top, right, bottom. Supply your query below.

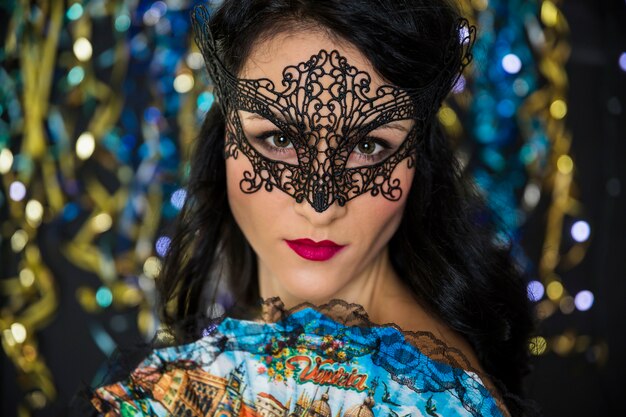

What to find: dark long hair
left=158, top=0, right=538, bottom=415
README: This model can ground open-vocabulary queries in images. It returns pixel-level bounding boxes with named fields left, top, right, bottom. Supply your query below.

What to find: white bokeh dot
left=527, top=280, right=545, bottom=302
left=502, top=53, right=522, bottom=74
left=574, top=290, right=594, bottom=311
left=571, top=220, right=590, bottom=242
left=9, top=181, right=26, bottom=202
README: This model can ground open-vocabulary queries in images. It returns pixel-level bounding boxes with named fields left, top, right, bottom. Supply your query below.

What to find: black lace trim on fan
left=71, top=296, right=542, bottom=417
left=253, top=297, right=510, bottom=416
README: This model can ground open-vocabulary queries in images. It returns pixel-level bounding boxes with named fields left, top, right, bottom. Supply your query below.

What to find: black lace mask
left=192, top=6, right=475, bottom=212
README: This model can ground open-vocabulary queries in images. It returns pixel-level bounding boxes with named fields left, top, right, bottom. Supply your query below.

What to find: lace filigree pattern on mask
left=191, top=5, right=476, bottom=212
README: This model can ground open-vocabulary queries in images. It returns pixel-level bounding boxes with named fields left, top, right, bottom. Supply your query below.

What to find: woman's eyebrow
left=243, top=112, right=284, bottom=123
left=372, top=121, right=410, bottom=133
left=244, top=113, right=267, bottom=121
left=243, top=112, right=411, bottom=134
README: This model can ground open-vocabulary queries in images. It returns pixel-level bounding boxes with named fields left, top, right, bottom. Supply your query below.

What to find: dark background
left=1, top=0, right=625, bottom=416
left=521, top=0, right=626, bottom=415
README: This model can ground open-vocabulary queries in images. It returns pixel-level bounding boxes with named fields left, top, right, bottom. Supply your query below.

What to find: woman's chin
left=268, top=273, right=350, bottom=307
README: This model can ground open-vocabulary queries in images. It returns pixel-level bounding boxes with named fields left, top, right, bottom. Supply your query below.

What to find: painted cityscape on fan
left=92, top=307, right=504, bottom=417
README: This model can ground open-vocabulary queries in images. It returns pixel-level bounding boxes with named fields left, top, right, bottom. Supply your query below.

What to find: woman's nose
left=292, top=194, right=347, bottom=226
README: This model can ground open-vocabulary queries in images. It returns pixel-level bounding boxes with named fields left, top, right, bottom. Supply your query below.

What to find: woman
left=84, top=0, right=539, bottom=416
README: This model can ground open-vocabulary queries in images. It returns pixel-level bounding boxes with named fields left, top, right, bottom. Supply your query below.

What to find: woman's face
left=225, top=29, right=415, bottom=307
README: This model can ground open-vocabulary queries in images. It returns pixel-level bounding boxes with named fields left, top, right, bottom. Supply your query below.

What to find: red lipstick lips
left=285, top=238, right=346, bottom=261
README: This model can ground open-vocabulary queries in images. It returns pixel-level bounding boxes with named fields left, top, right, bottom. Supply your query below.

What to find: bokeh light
left=513, top=78, right=530, bottom=96
left=0, top=148, right=14, bottom=173
left=197, top=92, right=214, bottom=113
left=25, top=200, right=44, bottom=225
left=546, top=281, right=564, bottom=300
left=143, top=256, right=162, bottom=278
left=144, top=107, right=161, bottom=124
left=66, top=3, right=83, bottom=20
left=501, top=53, right=522, bottom=74
left=571, top=220, right=590, bottom=242
left=10, top=229, right=28, bottom=252
left=541, top=1, right=558, bottom=27
left=557, top=154, right=573, bottom=174
left=470, top=0, right=489, bottom=12
left=173, top=73, right=194, bottom=93
left=67, top=66, right=85, bottom=85
left=115, top=14, right=131, bottom=32
left=143, top=9, right=160, bottom=26
left=575, top=290, right=594, bottom=311
left=9, top=181, right=26, bottom=201
left=91, top=213, right=113, bottom=233
left=438, top=107, right=458, bottom=127
left=73, top=37, right=93, bottom=62
left=527, top=280, right=545, bottom=302
left=19, top=269, right=35, bottom=287
left=76, top=132, right=95, bottom=160
left=155, top=236, right=171, bottom=257
left=170, top=188, right=187, bottom=209
left=550, top=99, right=568, bottom=119
left=523, top=183, right=541, bottom=208
left=186, top=52, right=204, bottom=70
left=11, top=323, right=27, bottom=344
left=553, top=333, right=576, bottom=356
left=95, top=287, right=113, bottom=308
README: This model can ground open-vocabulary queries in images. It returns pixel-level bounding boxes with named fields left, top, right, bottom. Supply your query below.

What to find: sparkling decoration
left=456, top=0, right=594, bottom=363
left=1, top=1, right=207, bottom=413
left=0, top=0, right=599, bottom=415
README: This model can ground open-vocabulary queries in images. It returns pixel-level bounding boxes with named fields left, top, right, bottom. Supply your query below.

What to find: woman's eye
left=349, top=137, right=391, bottom=165
left=247, top=130, right=298, bottom=164
left=356, top=139, right=378, bottom=155
left=268, top=134, right=293, bottom=149
left=253, top=131, right=294, bottom=153
left=353, top=137, right=391, bottom=158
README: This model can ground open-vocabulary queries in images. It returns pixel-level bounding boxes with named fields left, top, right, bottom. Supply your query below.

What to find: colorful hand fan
left=90, top=298, right=509, bottom=417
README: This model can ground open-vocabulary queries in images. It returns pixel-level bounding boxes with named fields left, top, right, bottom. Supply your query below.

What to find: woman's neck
left=257, top=245, right=419, bottom=325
